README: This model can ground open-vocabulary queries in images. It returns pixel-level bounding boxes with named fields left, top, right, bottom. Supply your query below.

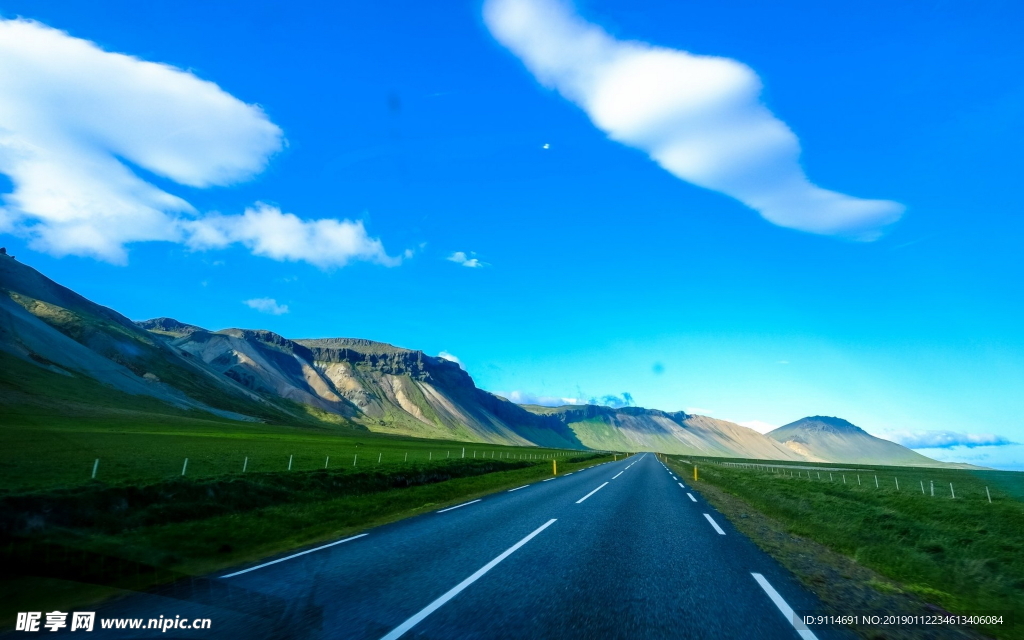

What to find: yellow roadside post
left=694, top=466, right=698, bottom=481
left=553, top=459, right=557, bottom=476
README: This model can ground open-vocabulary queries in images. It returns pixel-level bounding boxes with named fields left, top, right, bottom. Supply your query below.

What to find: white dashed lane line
left=436, top=499, right=481, bottom=513
left=687, top=493, right=697, bottom=502
left=379, top=520, right=559, bottom=640
left=703, top=513, right=726, bottom=535
left=751, top=573, right=820, bottom=640
left=576, top=482, right=609, bottom=504
left=222, top=534, right=367, bottom=578
left=612, top=471, right=624, bottom=479
left=508, top=485, right=529, bottom=492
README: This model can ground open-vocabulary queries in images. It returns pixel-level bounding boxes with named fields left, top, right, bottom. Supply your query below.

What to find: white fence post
left=181, top=458, right=188, bottom=476
left=91, top=458, right=99, bottom=479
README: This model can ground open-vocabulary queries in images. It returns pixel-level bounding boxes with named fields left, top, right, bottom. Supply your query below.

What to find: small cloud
left=652, top=362, right=665, bottom=375
left=187, top=203, right=398, bottom=269
left=885, top=430, right=1017, bottom=449
left=447, top=251, right=487, bottom=268
left=738, top=420, right=778, bottom=434
left=438, top=351, right=464, bottom=369
left=777, top=360, right=790, bottom=365
left=243, top=297, right=289, bottom=315
left=686, top=407, right=714, bottom=415
left=495, top=390, right=584, bottom=406
left=542, top=143, right=550, bottom=149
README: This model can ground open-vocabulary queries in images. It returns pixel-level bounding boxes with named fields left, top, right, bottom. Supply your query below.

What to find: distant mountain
left=0, top=253, right=276, bottom=422
left=0, top=254, right=960, bottom=465
left=0, top=253, right=581, bottom=448
left=164, top=329, right=582, bottom=447
left=767, top=416, right=945, bottom=466
left=523, top=404, right=808, bottom=459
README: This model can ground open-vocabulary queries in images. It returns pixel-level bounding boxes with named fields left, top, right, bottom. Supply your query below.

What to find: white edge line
left=379, top=519, right=558, bottom=640
left=677, top=482, right=685, bottom=488
left=576, top=481, right=609, bottom=504
left=221, top=533, right=367, bottom=578
left=508, top=485, right=529, bottom=492
left=751, top=573, right=818, bottom=639
left=543, top=477, right=555, bottom=482
left=687, top=493, right=697, bottom=502
left=703, top=513, right=726, bottom=535
left=437, top=499, right=482, bottom=513
left=612, top=471, right=624, bottom=479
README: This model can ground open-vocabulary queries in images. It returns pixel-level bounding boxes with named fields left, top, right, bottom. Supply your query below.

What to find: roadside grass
left=0, top=414, right=576, bottom=492
left=671, top=457, right=1024, bottom=640
left=0, top=351, right=582, bottom=492
left=1, top=453, right=610, bottom=625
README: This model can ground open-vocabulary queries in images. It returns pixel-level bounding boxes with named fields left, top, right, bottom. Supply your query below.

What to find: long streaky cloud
left=483, top=0, right=904, bottom=239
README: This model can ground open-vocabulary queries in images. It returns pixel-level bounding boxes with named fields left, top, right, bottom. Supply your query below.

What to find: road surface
left=84, top=454, right=849, bottom=639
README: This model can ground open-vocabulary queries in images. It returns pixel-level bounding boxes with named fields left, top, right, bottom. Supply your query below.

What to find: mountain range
left=0, top=252, right=960, bottom=467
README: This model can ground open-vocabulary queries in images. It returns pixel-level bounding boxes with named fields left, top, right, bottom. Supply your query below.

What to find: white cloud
left=243, top=297, right=289, bottom=315
left=447, top=251, right=486, bottom=268
left=438, top=351, right=464, bottom=368
left=0, top=18, right=396, bottom=268
left=738, top=420, right=779, bottom=434
left=497, top=390, right=584, bottom=406
left=185, top=203, right=396, bottom=268
left=483, top=0, right=904, bottom=240
left=884, top=429, right=1017, bottom=449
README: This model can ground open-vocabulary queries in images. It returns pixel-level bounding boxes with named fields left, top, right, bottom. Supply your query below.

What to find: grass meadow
left=671, top=456, right=1024, bottom=639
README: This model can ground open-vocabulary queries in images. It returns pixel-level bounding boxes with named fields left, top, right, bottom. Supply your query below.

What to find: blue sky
left=1, top=0, right=1022, bottom=468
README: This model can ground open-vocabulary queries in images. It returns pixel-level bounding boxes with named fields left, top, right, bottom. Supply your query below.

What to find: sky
left=0, top=0, right=1022, bottom=469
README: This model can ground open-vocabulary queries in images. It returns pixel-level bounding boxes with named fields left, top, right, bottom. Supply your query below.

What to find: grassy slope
left=568, top=416, right=688, bottom=454
left=1, top=351, right=577, bottom=492
left=671, top=457, right=1024, bottom=640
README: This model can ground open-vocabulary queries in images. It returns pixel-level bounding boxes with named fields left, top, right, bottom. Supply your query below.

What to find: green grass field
left=1, top=413, right=579, bottom=492
left=0, top=349, right=609, bottom=623
left=672, top=457, right=1024, bottom=640
left=1, top=448, right=610, bottom=624
left=0, top=350, right=585, bottom=492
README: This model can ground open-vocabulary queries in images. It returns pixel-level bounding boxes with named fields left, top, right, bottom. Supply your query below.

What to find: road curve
left=86, top=454, right=851, bottom=639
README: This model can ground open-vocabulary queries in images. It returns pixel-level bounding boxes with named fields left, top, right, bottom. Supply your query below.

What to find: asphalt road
left=82, top=454, right=850, bottom=639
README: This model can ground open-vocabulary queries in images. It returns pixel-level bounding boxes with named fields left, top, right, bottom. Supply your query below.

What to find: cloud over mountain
left=887, top=430, right=1017, bottom=449
left=483, top=0, right=904, bottom=239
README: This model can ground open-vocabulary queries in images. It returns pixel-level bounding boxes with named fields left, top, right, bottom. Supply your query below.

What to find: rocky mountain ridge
left=0, top=253, right=956, bottom=465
